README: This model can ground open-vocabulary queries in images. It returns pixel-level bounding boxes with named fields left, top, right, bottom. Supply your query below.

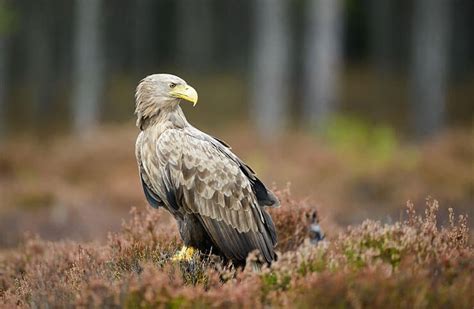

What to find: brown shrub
left=269, top=187, right=321, bottom=252
left=0, top=196, right=472, bottom=308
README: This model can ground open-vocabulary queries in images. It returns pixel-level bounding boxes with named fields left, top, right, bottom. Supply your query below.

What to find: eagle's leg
left=171, top=245, right=196, bottom=261
left=173, top=214, right=219, bottom=261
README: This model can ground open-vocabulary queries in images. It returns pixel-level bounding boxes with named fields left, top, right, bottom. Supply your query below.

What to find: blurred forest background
left=0, top=0, right=472, bottom=247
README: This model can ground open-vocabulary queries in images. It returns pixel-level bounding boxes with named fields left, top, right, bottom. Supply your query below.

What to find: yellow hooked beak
left=170, top=84, right=198, bottom=106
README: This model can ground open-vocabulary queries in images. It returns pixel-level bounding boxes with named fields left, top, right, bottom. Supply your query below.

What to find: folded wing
left=153, top=128, right=278, bottom=263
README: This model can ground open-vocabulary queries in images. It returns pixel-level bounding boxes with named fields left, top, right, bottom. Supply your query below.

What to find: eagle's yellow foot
left=172, top=246, right=196, bottom=262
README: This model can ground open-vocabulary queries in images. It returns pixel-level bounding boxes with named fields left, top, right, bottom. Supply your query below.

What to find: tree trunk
left=72, top=0, right=104, bottom=136
left=252, top=0, right=289, bottom=139
left=132, top=0, right=154, bottom=77
left=411, top=0, right=450, bottom=139
left=369, top=0, right=393, bottom=74
left=26, top=1, right=54, bottom=131
left=0, top=36, right=6, bottom=140
left=303, top=0, right=343, bottom=128
left=369, top=0, right=396, bottom=120
left=176, top=0, right=213, bottom=71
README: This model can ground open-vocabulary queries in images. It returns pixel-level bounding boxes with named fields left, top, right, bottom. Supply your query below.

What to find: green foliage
left=323, top=115, right=401, bottom=168
left=297, top=259, right=325, bottom=276
left=262, top=272, right=291, bottom=292
left=177, top=256, right=213, bottom=287
left=344, top=234, right=403, bottom=268
left=15, top=191, right=54, bottom=210
left=297, top=250, right=327, bottom=276
left=0, top=2, right=17, bottom=35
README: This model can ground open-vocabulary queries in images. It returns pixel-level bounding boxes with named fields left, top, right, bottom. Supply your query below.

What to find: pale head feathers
left=135, top=74, right=188, bottom=130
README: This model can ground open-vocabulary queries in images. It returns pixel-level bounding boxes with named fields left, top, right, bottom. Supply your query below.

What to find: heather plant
left=338, top=198, right=470, bottom=270
left=0, top=195, right=472, bottom=308
left=269, top=187, right=324, bottom=252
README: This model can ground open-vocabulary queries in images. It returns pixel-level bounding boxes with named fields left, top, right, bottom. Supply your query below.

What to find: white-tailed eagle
left=134, top=74, right=279, bottom=265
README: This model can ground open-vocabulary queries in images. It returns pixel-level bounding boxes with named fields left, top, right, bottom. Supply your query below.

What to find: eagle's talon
left=171, top=246, right=196, bottom=262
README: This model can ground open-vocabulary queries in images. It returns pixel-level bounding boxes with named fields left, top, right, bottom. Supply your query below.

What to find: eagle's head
left=135, top=74, right=198, bottom=129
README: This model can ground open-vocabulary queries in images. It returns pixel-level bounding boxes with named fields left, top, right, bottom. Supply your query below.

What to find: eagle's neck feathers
left=138, top=105, right=189, bottom=131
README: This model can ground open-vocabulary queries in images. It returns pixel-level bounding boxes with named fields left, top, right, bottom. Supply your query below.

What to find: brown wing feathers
left=198, top=216, right=275, bottom=263
left=210, top=132, right=280, bottom=208
left=156, top=129, right=277, bottom=263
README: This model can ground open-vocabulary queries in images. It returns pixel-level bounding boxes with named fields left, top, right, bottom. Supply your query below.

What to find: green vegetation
left=323, top=115, right=401, bottom=168
left=0, top=2, right=16, bottom=35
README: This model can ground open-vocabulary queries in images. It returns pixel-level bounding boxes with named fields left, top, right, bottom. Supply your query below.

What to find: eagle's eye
left=169, top=82, right=177, bottom=88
